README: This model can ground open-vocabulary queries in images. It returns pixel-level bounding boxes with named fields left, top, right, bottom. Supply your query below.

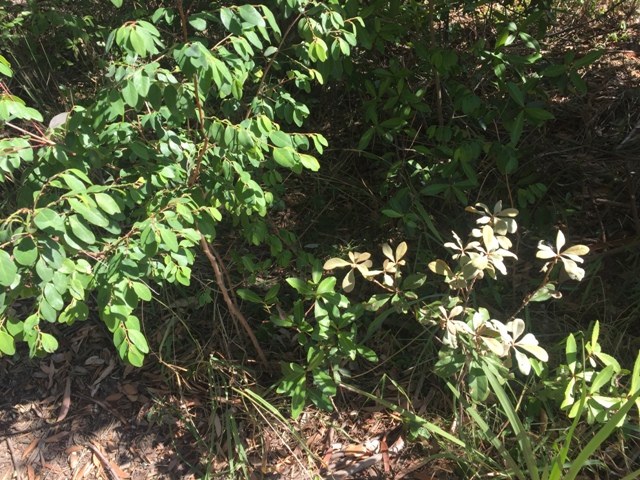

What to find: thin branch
left=4, top=122, right=56, bottom=146
left=508, top=258, right=558, bottom=322
left=199, top=236, right=268, bottom=365
left=245, top=12, right=303, bottom=120
left=176, top=0, right=210, bottom=185
left=85, top=441, right=123, bottom=480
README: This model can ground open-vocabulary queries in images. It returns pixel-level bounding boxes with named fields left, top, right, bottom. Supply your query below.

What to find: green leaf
left=358, top=127, right=375, bottom=150
left=68, top=277, right=85, bottom=300
left=542, top=64, right=566, bottom=77
left=569, top=71, right=587, bottom=95
left=530, top=283, right=560, bottom=302
left=68, top=215, right=96, bottom=245
left=129, top=28, right=147, bottom=56
left=0, top=55, right=13, bottom=77
left=573, top=49, right=603, bottom=68
left=566, top=333, right=577, bottom=373
left=95, top=192, right=121, bottom=215
left=273, top=147, right=296, bottom=169
left=289, top=373, right=307, bottom=419
left=590, top=365, right=614, bottom=394
left=68, top=197, right=109, bottom=227
left=158, top=226, right=179, bottom=252
left=298, top=153, right=320, bottom=171
left=265, top=284, right=280, bottom=303
left=110, top=0, right=123, bottom=7
left=220, top=7, right=234, bottom=30
left=44, top=283, right=64, bottom=311
left=507, top=82, right=525, bottom=107
left=381, top=209, right=403, bottom=218
left=188, top=16, right=207, bottom=31
left=238, top=129, right=254, bottom=148
left=34, top=208, right=65, bottom=231
left=510, top=111, right=525, bottom=146
left=264, top=46, right=278, bottom=57
left=468, top=368, right=489, bottom=402
left=313, top=38, right=328, bottom=62
left=127, top=345, right=145, bottom=366
left=121, top=81, right=139, bottom=107
left=316, top=277, right=336, bottom=295
left=40, top=333, right=59, bottom=353
left=131, top=281, right=152, bottom=301
left=402, top=273, right=426, bottom=290
left=0, top=250, right=17, bottom=287
left=238, top=5, right=265, bottom=27
left=286, top=277, right=309, bottom=294
left=35, top=257, right=54, bottom=282
left=269, top=130, right=291, bottom=147
left=61, top=172, right=87, bottom=192
left=59, top=300, right=89, bottom=324
left=0, top=330, right=15, bottom=355
left=525, top=107, right=554, bottom=121
left=128, top=329, right=149, bottom=354
left=237, top=288, right=263, bottom=303
left=132, top=73, right=151, bottom=98
left=13, top=237, right=38, bottom=266
left=632, top=351, right=640, bottom=416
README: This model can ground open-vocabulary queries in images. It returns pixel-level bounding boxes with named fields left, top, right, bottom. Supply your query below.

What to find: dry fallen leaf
left=56, top=376, right=72, bottom=422
left=120, top=383, right=138, bottom=396
left=105, top=392, right=124, bottom=403
left=45, top=431, right=70, bottom=443
left=21, top=437, right=39, bottom=460
left=72, top=459, right=93, bottom=480
left=91, top=357, right=116, bottom=388
left=69, top=451, right=80, bottom=469
left=85, top=356, right=105, bottom=366
left=121, top=383, right=139, bottom=402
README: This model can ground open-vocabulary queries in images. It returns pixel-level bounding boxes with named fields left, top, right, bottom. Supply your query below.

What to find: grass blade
left=464, top=403, right=526, bottom=480
left=485, top=365, right=540, bottom=480
left=564, top=389, right=640, bottom=480
left=339, top=381, right=465, bottom=447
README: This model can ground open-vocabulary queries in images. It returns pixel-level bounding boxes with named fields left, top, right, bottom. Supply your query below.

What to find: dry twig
left=85, top=440, right=123, bottom=480
left=199, top=236, right=268, bottom=365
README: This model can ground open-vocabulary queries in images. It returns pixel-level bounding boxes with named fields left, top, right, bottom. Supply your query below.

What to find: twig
left=5, top=438, right=21, bottom=477
left=85, top=440, right=122, bottom=480
left=199, top=236, right=268, bottom=365
left=245, top=12, right=303, bottom=120
left=508, top=258, right=558, bottom=322
left=4, top=121, right=56, bottom=146
left=73, top=393, right=129, bottom=425
left=176, top=0, right=210, bottom=186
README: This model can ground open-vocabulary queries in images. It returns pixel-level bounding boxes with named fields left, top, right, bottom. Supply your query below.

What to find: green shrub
left=0, top=1, right=357, bottom=364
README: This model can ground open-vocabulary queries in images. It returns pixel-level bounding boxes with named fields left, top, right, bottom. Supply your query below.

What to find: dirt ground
left=0, top=320, right=457, bottom=480
left=0, top=322, right=197, bottom=480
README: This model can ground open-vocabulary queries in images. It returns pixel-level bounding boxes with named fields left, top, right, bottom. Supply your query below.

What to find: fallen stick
left=199, top=236, right=268, bottom=365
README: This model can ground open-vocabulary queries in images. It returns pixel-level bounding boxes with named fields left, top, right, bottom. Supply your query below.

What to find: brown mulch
left=0, top=322, right=198, bottom=480
left=0, top=319, right=457, bottom=480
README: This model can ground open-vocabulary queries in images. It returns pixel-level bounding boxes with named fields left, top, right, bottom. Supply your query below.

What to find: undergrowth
left=1, top=0, right=639, bottom=478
